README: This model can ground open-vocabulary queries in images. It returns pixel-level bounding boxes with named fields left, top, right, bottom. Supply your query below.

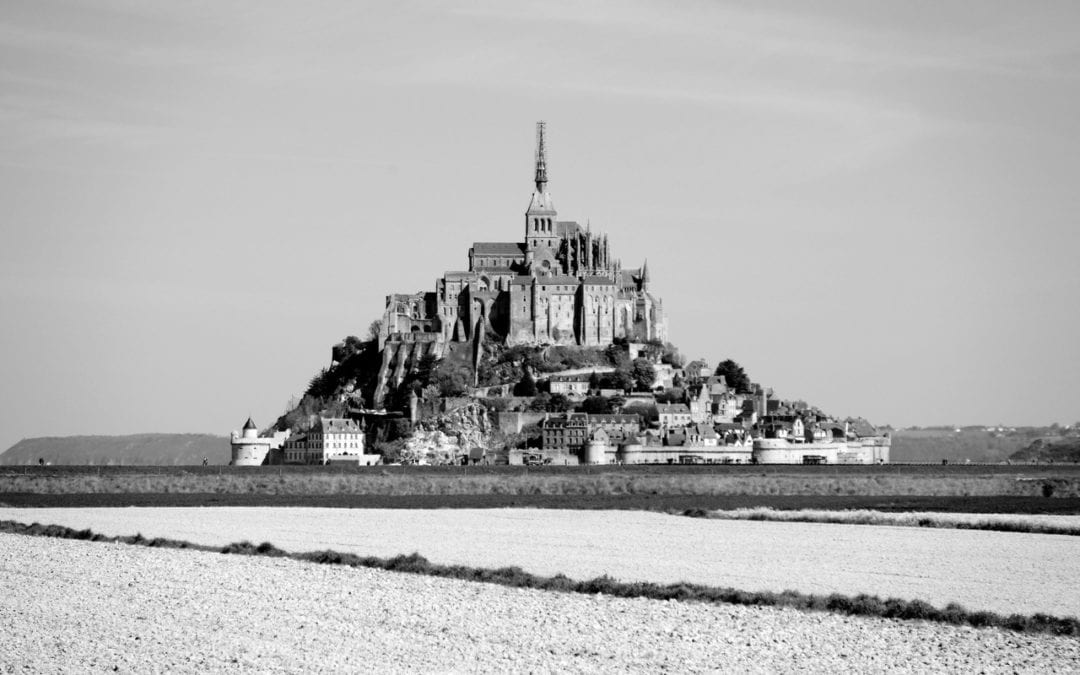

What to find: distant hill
left=1010, top=437, right=1080, bottom=464
left=890, top=429, right=1031, bottom=464
left=0, top=434, right=229, bottom=466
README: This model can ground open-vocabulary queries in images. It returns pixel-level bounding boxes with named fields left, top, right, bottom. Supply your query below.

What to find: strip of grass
left=6, top=492, right=1080, bottom=513
left=2, top=519, right=1077, bottom=637
left=683, top=507, right=1080, bottom=536
left=3, top=471, right=1079, bottom=498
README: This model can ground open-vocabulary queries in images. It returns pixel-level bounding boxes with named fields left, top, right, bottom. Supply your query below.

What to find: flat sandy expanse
left=2, top=533, right=1078, bottom=673
left=2, top=507, right=1078, bottom=617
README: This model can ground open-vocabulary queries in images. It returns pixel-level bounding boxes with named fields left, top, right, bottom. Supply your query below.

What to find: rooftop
left=471, top=242, right=526, bottom=255
left=657, top=403, right=691, bottom=414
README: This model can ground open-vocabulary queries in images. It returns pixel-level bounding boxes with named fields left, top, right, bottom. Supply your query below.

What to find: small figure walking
left=202, top=457, right=208, bottom=466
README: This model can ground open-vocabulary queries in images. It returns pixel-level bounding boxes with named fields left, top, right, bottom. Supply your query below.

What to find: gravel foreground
left=3, top=507, right=1078, bottom=616
left=1, top=534, right=1078, bottom=674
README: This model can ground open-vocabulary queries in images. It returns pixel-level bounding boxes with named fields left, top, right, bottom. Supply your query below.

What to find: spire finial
left=534, top=121, right=547, bottom=192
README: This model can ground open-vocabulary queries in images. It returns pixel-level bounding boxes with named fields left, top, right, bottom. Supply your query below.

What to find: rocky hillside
left=0, top=434, right=229, bottom=466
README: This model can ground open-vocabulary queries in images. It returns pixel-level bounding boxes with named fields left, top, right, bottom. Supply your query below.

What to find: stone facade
left=282, top=417, right=370, bottom=465
left=380, top=122, right=667, bottom=352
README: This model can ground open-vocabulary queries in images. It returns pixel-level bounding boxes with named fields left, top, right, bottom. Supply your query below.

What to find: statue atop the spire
left=534, top=121, right=548, bottom=192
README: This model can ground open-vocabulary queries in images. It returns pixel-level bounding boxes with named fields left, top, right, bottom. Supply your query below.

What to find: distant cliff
left=0, top=434, right=229, bottom=466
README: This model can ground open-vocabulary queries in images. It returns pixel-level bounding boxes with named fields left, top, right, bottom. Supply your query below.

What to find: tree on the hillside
left=526, top=393, right=551, bottom=411
left=579, top=396, right=614, bottom=415
left=513, top=369, right=538, bottom=397
left=367, top=320, right=383, bottom=342
left=631, top=358, right=656, bottom=391
left=599, top=369, right=633, bottom=393
left=655, top=387, right=685, bottom=404
left=387, top=418, right=413, bottom=441
left=661, top=342, right=684, bottom=368
left=604, top=343, right=630, bottom=369
left=547, top=393, right=574, bottom=412
left=715, top=359, right=751, bottom=393
left=306, top=368, right=334, bottom=398
left=344, top=335, right=364, bottom=352
left=684, top=359, right=709, bottom=383
left=435, top=360, right=473, bottom=397
left=526, top=392, right=573, bottom=412
left=577, top=395, right=626, bottom=415
left=331, top=335, right=366, bottom=363
left=373, top=439, right=406, bottom=463
left=588, top=370, right=601, bottom=391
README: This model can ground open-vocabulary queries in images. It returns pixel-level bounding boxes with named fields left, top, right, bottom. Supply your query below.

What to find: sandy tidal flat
left=1, top=533, right=1078, bottom=674
left=2, top=507, right=1078, bottom=617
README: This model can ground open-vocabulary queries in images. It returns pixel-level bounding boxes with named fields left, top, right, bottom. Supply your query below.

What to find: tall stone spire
left=534, top=121, right=548, bottom=192
left=525, top=121, right=556, bottom=249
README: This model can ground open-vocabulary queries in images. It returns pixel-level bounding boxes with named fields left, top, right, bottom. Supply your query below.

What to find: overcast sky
left=1, top=1, right=1078, bottom=450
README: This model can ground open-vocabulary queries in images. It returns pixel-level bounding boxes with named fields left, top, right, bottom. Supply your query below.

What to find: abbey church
left=380, top=122, right=667, bottom=351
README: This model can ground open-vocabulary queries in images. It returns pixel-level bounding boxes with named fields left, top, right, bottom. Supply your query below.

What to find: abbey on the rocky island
left=380, top=122, right=666, bottom=350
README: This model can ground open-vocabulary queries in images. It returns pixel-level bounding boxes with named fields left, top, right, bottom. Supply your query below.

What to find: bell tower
left=525, top=121, right=558, bottom=254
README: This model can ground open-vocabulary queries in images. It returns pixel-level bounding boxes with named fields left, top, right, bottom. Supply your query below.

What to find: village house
left=657, top=403, right=692, bottom=428
left=548, top=374, right=591, bottom=398
left=663, top=423, right=718, bottom=448
left=540, top=412, right=590, bottom=452
left=686, top=423, right=719, bottom=447
left=283, top=417, right=375, bottom=465
left=540, top=412, right=642, bottom=452
left=586, top=413, right=642, bottom=442
left=664, top=428, right=688, bottom=447
left=687, top=386, right=712, bottom=424
left=712, top=391, right=743, bottom=423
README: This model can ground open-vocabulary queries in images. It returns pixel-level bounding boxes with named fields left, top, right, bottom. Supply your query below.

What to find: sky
left=1, top=0, right=1078, bottom=451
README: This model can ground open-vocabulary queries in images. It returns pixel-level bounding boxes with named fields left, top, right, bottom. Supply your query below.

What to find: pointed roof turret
left=534, top=121, right=548, bottom=192
left=243, top=416, right=257, bottom=431
left=641, top=259, right=650, bottom=283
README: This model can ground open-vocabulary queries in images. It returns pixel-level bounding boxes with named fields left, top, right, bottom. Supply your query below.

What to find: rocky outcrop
left=403, top=400, right=495, bottom=464
left=373, top=339, right=446, bottom=406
